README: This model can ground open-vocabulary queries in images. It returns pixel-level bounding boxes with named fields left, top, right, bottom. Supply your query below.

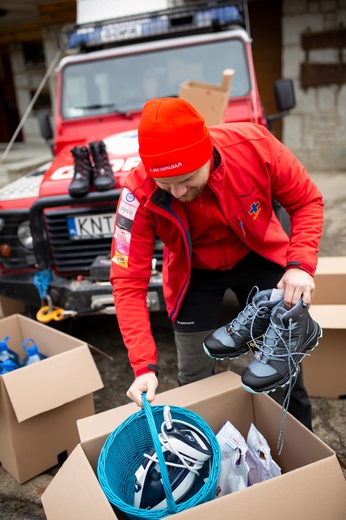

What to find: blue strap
left=142, top=393, right=177, bottom=513
left=33, top=269, right=53, bottom=300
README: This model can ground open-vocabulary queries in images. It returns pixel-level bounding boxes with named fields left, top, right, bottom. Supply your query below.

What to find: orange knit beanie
left=138, top=98, right=212, bottom=178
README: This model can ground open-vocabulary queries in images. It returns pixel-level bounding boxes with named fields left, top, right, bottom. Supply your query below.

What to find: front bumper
left=0, top=270, right=165, bottom=316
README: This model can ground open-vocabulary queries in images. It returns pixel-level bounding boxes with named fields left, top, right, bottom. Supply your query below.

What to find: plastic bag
left=246, top=423, right=281, bottom=485
left=215, top=421, right=250, bottom=497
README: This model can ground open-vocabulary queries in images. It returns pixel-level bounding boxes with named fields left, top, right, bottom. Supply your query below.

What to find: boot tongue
left=261, top=302, right=286, bottom=349
left=272, top=303, right=286, bottom=323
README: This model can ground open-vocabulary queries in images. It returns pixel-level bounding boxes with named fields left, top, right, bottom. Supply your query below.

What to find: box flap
left=309, top=305, right=346, bottom=328
left=41, top=444, right=117, bottom=520
left=78, top=371, right=241, bottom=442
left=316, top=256, right=346, bottom=274
left=169, top=456, right=346, bottom=519
left=181, top=69, right=235, bottom=93
left=2, top=345, right=103, bottom=422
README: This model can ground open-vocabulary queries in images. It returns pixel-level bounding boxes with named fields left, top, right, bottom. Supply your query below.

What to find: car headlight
left=17, top=220, right=34, bottom=250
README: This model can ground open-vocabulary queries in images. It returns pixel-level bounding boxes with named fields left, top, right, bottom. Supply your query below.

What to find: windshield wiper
left=74, top=103, right=133, bottom=118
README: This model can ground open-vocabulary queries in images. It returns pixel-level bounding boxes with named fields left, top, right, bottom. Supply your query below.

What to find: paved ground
left=0, top=159, right=345, bottom=518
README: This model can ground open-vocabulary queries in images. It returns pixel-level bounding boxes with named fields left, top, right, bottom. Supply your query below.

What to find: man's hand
left=126, top=372, right=158, bottom=407
left=277, top=268, right=315, bottom=309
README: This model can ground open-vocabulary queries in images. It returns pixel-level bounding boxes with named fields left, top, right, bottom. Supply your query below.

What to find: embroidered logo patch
left=249, top=201, right=261, bottom=220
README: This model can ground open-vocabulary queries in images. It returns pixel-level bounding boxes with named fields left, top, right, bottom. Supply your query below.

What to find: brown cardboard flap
left=2, top=345, right=103, bottom=422
left=309, top=305, right=346, bottom=328
left=41, top=444, right=117, bottom=520
left=316, top=256, right=346, bottom=274
left=169, top=456, right=346, bottom=520
left=181, top=69, right=235, bottom=93
left=78, top=371, right=242, bottom=442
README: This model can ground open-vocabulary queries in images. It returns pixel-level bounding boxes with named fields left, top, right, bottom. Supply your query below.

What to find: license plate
left=67, top=213, right=115, bottom=239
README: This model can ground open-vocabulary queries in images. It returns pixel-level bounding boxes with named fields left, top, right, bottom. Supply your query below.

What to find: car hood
left=39, top=129, right=141, bottom=198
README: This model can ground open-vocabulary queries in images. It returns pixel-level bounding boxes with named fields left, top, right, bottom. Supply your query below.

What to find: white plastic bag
left=215, top=421, right=250, bottom=497
left=246, top=423, right=281, bottom=485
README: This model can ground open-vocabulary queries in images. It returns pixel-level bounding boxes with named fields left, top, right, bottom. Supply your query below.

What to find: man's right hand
left=126, top=372, right=158, bottom=407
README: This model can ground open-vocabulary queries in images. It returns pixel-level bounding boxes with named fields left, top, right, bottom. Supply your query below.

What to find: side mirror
left=37, top=110, right=54, bottom=141
left=274, top=79, right=296, bottom=112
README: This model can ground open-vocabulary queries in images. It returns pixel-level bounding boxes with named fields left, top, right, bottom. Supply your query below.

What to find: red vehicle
left=0, top=1, right=295, bottom=322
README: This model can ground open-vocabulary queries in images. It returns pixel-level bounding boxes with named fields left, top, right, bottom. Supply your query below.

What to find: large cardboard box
left=0, top=314, right=104, bottom=483
left=41, top=372, right=346, bottom=519
left=179, top=69, right=234, bottom=126
left=314, top=256, right=346, bottom=304
left=303, top=304, right=346, bottom=398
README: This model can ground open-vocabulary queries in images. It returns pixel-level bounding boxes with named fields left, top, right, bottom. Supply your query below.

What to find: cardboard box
left=41, top=371, right=346, bottom=519
left=314, top=256, right=346, bottom=304
left=179, top=69, right=234, bottom=126
left=302, top=304, right=346, bottom=398
left=0, top=314, right=104, bottom=483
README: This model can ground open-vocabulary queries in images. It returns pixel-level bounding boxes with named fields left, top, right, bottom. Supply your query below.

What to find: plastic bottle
left=0, top=359, right=19, bottom=375
left=0, top=336, right=20, bottom=366
left=21, top=338, right=47, bottom=366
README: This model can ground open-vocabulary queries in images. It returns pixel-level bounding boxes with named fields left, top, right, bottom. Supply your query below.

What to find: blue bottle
left=21, top=338, right=47, bottom=366
left=0, top=336, right=20, bottom=366
left=0, top=359, right=19, bottom=375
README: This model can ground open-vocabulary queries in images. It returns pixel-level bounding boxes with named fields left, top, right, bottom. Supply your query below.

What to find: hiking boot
left=241, top=299, right=322, bottom=394
left=89, top=140, right=115, bottom=191
left=69, top=146, right=93, bottom=197
left=203, top=288, right=284, bottom=360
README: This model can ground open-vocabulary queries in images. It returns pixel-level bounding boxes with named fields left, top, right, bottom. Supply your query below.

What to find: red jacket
left=110, top=123, right=324, bottom=377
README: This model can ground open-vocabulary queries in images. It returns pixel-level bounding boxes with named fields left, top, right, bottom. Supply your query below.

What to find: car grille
left=45, top=206, right=163, bottom=274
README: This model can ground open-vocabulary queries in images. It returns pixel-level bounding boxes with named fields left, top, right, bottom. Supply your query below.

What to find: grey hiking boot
left=241, top=299, right=322, bottom=394
left=203, top=288, right=284, bottom=360
left=69, top=146, right=93, bottom=197
left=89, top=140, right=116, bottom=191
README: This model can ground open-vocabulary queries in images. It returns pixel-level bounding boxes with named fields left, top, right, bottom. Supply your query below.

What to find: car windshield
left=61, top=37, right=250, bottom=119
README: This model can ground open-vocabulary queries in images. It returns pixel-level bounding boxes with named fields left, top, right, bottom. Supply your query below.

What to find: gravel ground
left=0, top=171, right=345, bottom=519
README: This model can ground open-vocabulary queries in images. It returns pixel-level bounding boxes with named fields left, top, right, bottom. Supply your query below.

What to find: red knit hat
left=138, top=98, right=213, bottom=178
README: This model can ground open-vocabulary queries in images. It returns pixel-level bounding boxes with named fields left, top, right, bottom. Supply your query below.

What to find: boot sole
left=203, top=342, right=250, bottom=361
left=242, top=324, right=323, bottom=394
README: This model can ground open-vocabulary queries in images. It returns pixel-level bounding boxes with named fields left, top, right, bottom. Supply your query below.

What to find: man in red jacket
left=110, top=98, right=324, bottom=429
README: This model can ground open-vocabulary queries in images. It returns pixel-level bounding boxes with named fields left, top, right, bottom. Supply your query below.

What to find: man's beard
left=178, top=183, right=206, bottom=202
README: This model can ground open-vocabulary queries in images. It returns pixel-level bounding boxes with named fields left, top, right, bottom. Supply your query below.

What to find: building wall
left=5, top=0, right=346, bottom=172
left=282, top=0, right=346, bottom=171
left=8, top=42, right=48, bottom=144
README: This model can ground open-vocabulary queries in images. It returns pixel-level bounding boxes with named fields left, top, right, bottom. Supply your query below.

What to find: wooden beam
left=0, top=2, right=76, bottom=45
left=0, top=22, right=42, bottom=45
left=38, top=1, right=76, bottom=25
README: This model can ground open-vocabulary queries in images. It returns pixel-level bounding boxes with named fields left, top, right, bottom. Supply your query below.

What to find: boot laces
left=73, top=152, right=93, bottom=179
left=225, top=286, right=267, bottom=348
left=255, top=315, right=311, bottom=455
left=93, top=142, right=110, bottom=175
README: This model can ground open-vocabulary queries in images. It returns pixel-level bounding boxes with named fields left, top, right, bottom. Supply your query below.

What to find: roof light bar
left=62, top=1, right=246, bottom=51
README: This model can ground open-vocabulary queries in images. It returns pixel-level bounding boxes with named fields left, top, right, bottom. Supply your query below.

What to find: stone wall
left=282, top=0, right=346, bottom=171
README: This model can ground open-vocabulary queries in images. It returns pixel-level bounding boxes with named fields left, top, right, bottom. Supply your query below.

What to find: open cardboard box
left=0, top=313, right=104, bottom=483
left=41, top=371, right=346, bottom=519
left=179, top=69, right=234, bottom=126
left=303, top=304, right=346, bottom=398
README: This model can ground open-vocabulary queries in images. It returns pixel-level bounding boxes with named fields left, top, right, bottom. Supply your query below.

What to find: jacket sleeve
left=109, top=187, right=158, bottom=377
left=264, top=128, right=324, bottom=276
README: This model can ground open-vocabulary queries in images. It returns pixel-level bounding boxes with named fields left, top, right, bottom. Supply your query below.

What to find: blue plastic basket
left=97, top=394, right=221, bottom=520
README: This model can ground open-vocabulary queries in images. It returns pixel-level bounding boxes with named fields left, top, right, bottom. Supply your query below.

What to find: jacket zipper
left=239, top=219, right=246, bottom=238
